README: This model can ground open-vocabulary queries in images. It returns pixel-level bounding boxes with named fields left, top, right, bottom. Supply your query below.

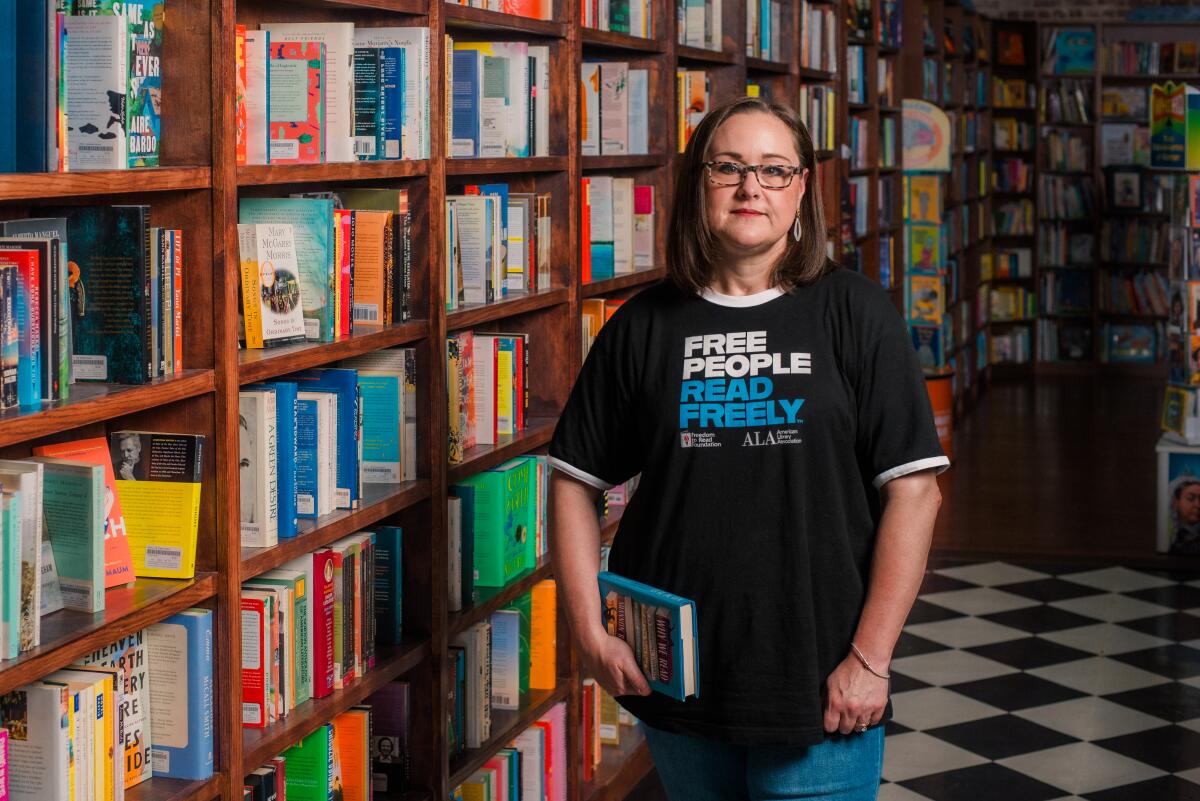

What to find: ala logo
left=743, top=428, right=803, bottom=447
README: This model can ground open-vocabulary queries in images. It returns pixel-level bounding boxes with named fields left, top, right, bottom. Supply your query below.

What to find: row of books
left=1037, top=318, right=1091, bottom=362
left=449, top=455, right=549, bottom=606
left=0, top=1, right=164, bottom=173
left=449, top=580, right=557, bottom=756
left=0, top=207, right=185, bottom=395
left=846, top=46, right=866, bottom=105
left=745, top=0, right=784, bottom=62
left=1038, top=175, right=1096, bottom=220
left=250, top=684, right=411, bottom=801
left=993, top=79, right=1032, bottom=109
left=240, top=531, right=402, bottom=727
left=990, top=286, right=1037, bottom=322
left=1099, top=40, right=1199, bottom=76
left=449, top=0, right=552, bottom=20
left=451, top=701, right=568, bottom=801
left=1100, top=219, right=1169, bottom=264
left=1100, top=270, right=1170, bottom=318
left=676, top=0, right=722, bottom=51
left=581, top=297, right=626, bottom=359
left=879, top=58, right=897, bottom=107
left=994, top=119, right=1034, bottom=151
left=448, top=38, right=551, bottom=159
left=992, top=248, right=1034, bottom=279
left=991, top=327, right=1032, bottom=364
left=845, top=175, right=869, bottom=238
left=1040, top=269, right=1092, bottom=315
left=1044, top=129, right=1091, bottom=172
left=993, top=159, right=1033, bottom=193
left=1, top=612, right=214, bottom=801
left=239, top=359, right=418, bottom=548
left=583, top=0, right=654, bottom=36
left=676, top=69, right=710, bottom=153
left=240, top=191, right=414, bottom=343
left=582, top=177, right=656, bottom=282
left=446, top=185, right=552, bottom=310
left=1040, top=80, right=1091, bottom=124
left=578, top=679, right=635, bottom=782
left=235, top=23, right=430, bottom=165
left=846, top=117, right=869, bottom=171
left=994, top=198, right=1036, bottom=236
left=581, top=63, right=651, bottom=157
left=446, top=332, right=530, bottom=463
left=797, top=85, right=837, bottom=152
left=799, top=2, right=837, bottom=72
left=1041, top=227, right=1094, bottom=267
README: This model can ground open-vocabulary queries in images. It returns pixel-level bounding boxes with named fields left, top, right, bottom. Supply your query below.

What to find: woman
left=548, top=97, right=947, bottom=800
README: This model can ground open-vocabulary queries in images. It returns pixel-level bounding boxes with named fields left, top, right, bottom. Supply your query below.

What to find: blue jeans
left=640, top=722, right=884, bottom=801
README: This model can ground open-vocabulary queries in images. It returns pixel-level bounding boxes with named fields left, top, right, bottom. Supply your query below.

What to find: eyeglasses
left=703, top=161, right=806, bottom=189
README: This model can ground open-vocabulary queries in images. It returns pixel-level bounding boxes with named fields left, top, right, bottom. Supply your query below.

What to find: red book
left=532, top=720, right=554, bottom=796
left=311, top=550, right=337, bottom=698
left=335, top=210, right=354, bottom=338
left=581, top=683, right=594, bottom=782
left=269, top=757, right=286, bottom=801
left=171, top=229, right=183, bottom=373
left=33, top=437, right=135, bottom=587
left=580, top=178, right=592, bottom=283
left=0, top=249, right=41, bottom=409
left=240, top=595, right=269, bottom=728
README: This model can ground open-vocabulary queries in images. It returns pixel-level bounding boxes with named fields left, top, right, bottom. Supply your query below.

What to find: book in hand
left=596, top=571, right=698, bottom=701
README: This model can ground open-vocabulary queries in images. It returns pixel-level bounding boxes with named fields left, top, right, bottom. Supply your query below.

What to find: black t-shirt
left=548, top=266, right=949, bottom=746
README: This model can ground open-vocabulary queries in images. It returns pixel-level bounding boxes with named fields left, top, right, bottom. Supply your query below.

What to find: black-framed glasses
left=703, top=161, right=806, bottom=189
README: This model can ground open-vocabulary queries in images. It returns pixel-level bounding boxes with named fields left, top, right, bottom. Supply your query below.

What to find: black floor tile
left=1103, top=681, right=1200, bottom=722
left=893, top=631, right=954, bottom=659
left=1082, top=775, right=1200, bottom=801
left=1110, top=644, right=1200, bottom=680
left=1093, top=725, right=1200, bottom=773
left=900, top=762, right=1064, bottom=801
left=919, top=573, right=980, bottom=594
left=889, top=672, right=932, bottom=693
left=884, top=719, right=911, bottom=736
left=1125, top=584, right=1200, bottom=610
left=923, top=714, right=1079, bottom=761
left=1000, top=577, right=1106, bottom=604
left=981, top=604, right=1100, bottom=635
left=907, top=598, right=969, bottom=625
left=1120, top=612, right=1200, bottom=643
left=965, top=637, right=1093, bottom=671
left=945, top=671, right=1087, bottom=711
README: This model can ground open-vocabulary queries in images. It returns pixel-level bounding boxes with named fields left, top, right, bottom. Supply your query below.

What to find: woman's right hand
left=579, top=628, right=652, bottom=698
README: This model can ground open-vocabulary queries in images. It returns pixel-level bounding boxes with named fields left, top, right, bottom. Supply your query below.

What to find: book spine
left=1, top=266, right=18, bottom=409
left=311, top=551, right=336, bottom=698
left=241, top=598, right=268, bottom=727
left=172, top=230, right=183, bottom=373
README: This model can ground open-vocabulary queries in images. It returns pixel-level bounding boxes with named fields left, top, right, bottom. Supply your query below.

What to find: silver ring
left=857, top=723, right=868, bottom=733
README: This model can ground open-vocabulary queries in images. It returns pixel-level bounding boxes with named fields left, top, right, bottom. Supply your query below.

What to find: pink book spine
left=0, top=727, right=9, bottom=801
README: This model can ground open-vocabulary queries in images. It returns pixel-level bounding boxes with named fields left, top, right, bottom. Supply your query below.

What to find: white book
left=5, top=682, right=72, bottom=801
left=633, top=186, right=655, bottom=268
left=447, top=196, right=490, bottom=305
left=630, top=0, right=646, bottom=39
left=353, top=27, right=431, bottom=160
left=39, top=537, right=64, bottom=616
left=297, top=390, right=337, bottom=517
left=628, top=69, right=648, bottom=155
left=447, top=496, right=462, bottom=612
left=529, top=45, right=550, bottom=157
left=611, top=178, right=635, bottom=274
left=244, top=30, right=269, bottom=166
left=238, top=389, right=278, bottom=547
left=511, top=729, right=546, bottom=801
left=472, top=334, right=499, bottom=446
left=0, top=460, right=43, bottom=653
left=506, top=200, right=527, bottom=293
left=581, top=62, right=601, bottom=156
left=262, top=22, right=356, bottom=162
left=686, top=0, right=705, bottom=48
left=65, top=14, right=127, bottom=171
left=711, top=0, right=722, bottom=51
left=600, top=62, right=629, bottom=156
left=589, top=175, right=615, bottom=246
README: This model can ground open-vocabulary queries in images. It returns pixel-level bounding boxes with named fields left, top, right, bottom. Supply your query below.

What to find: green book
left=282, top=724, right=334, bottom=801
left=450, top=456, right=536, bottom=588
left=256, top=568, right=312, bottom=705
left=1, top=489, right=19, bottom=659
left=503, top=591, right=531, bottom=696
left=30, top=456, right=106, bottom=613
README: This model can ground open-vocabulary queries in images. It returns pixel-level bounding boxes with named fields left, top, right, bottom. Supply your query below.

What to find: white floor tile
left=920, top=587, right=1041, bottom=616
left=890, top=649, right=1017, bottom=687
left=905, top=616, right=1028, bottom=649
left=1028, top=656, right=1172, bottom=695
left=1182, top=675, right=1200, bottom=690
left=998, top=742, right=1165, bottom=795
left=934, top=562, right=1050, bottom=587
left=1048, top=593, right=1174, bottom=623
left=1014, top=696, right=1169, bottom=741
left=1178, top=767, right=1200, bottom=786
left=1058, top=567, right=1175, bottom=593
left=1037, top=623, right=1173, bottom=656
left=1180, top=717, right=1200, bottom=734
left=1187, top=607, right=1200, bottom=618
left=880, top=731, right=988, bottom=782
left=889, top=687, right=1005, bottom=731
left=1185, top=639, right=1200, bottom=651
left=876, top=784, right=935, bottom=801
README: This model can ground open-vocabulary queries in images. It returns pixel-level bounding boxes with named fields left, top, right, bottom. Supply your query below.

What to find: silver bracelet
left=850, top=642, right=890, bottom=680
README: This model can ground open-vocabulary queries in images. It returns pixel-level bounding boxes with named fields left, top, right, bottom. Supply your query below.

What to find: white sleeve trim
left=547, top=456, right=616, bottom=491
left=873, top=456, right=950, bottom=489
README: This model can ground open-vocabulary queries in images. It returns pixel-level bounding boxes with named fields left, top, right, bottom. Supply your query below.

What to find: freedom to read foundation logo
left=680, top=431, right=720, bottom=448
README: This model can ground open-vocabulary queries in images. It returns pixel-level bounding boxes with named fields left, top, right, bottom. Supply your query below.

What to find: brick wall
left=973, top=0, right=1172, bottom=21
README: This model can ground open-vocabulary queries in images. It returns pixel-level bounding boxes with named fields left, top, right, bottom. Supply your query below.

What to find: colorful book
left=597, top=571, right=699, bottom=700
left=238, top=388, right=279, bottom=547
left=449, top=456, right=536, bottom=588
left=146, top=608, right=214, bottom=780
left=238, top=224, right=308, bottom=349
left=281, top=725, right=334, bottom=801
left=0, top=218, right=71, bottom=403
left=266, top=40, right=325, bottom=164
left=79, top=629, right=153, bottom=787
left=0, top=682, right=71, bottom=801
left=262, top=22, right=353, bottom=163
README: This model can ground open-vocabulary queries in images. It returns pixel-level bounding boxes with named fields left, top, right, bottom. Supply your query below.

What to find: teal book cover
left=597, top=571, right=699, bottom=701
left=373, top=525, right=403, bottom=647
left=29, top=457, right=105, bottom=613
left=357, top=372, right=402, bottom=484
left=1, top=490, right=19, bottom=659
left=239, top=198, right=336, bottom=342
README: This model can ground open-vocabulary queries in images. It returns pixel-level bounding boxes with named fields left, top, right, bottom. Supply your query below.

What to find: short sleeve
left=548, top=313, right=643, bottom=490
left=852, top=287, right=950, bottom=489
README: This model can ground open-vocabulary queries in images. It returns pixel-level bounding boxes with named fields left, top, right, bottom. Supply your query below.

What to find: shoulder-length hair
left=666, top=96, right=830, bottom=294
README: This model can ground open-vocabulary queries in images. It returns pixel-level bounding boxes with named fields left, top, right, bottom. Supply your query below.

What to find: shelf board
left=443, top=4, right=566, bottom=36
left=1099, top=311, right=1166, bottom=320
left=449, top=553, right=554, bottom=638
left=0, top=575, right=217, bottom=695
left=0, top=167, right=211, bottom=202
left=0, top=369, right=214, bottom=450
left=449, top=685, right=570, bottom=786
left=241, top=479, right=433, bottom=581
left=238, top=320, right=429, bottom=385
left=448, top=416, right=556, bottom=483
left=675, top=45, right=738, bottom=65
left=446, top=156, right=567, bottom=175
left=126, top=776, right=223, bottom=801
left=745, top=56, right=790, bottom=74
left=242, top=637, right=430, bottom=773
left=584, top=726, right=653, bottom=801
left=582, top=266, right=665, bottom=297
left=796, top=66, right=836, bottom=81
left=582, top=154, right=666, bottom=171
left=581, top=28, right=664, bottom=53
left=237, top=160, right=428, bottom=186
left=447, top=286, right=569, bottom=330
left=1102, top=72, right=1194, bottom=81
left=1039, top=121, right=1092, bottom=129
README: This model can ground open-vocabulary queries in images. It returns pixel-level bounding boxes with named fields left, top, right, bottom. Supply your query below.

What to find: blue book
left=290, top=368, right=359, bottom=509
left=589, top=243, right=615, bottom=280
left=450, top=49, right=480, bottom=158
left=14, top=0, right=57, bottom=172
left=256, top=381, right=299, bottom=538
left=373, top=526, right=403, bottom=646
left=477, top=184, right=509, bottom=298
left=489, top=609, right=520, bottom=710
left=147, top=607, right=215, bottom=780
left=356, top=371, right=402, bottom=484
left=450, top=646, right=466, bottom=756
left=0, top=0, right=15, bottom=173
left=294, top=395, right=320, bottom=519
left=379, top=46, right=406, bottom=160
left=597, top=571, right=699, bottom=701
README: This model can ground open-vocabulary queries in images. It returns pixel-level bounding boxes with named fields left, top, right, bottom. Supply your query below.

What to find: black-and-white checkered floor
left=879, top=561, right=1200, bottom=801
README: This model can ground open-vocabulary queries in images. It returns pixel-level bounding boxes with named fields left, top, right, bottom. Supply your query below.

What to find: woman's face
left=703, top=111, right=808, bottom=261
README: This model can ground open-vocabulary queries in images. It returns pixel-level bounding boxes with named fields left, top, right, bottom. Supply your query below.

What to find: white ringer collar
left=699, top=286, right=786, bottom=307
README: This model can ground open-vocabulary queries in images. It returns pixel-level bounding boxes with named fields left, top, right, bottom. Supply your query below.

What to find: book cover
left=1150, top=81, right=1186, bottom=170
left=289, top=368, right=359, bottom=510
left=64, top=13, right=126, bottom=170
left=238, top=224, right=308, bottom=349
left=257, top=382, right=298, bottom=539
left=79, top=629, right=153, bottom=787
left=0, top=461, right=42, bottom=653
left=599, top=62, right=629, bottom=156
left=454, top=41, right=529, bottom=158
left=308, top=550, right=337, bottom=698
left=238, top=389, right=279, bottom=548
left=0, top=249, right=42, bottom=410
left=239, top=593, right=269, bottom=727
left=147, top=608, right=214, bottom=780
left=332, top=709, right=370, bottom=801
left=489, top=609, right=520, bottom=710
left=0, top=682, right=71, bottom=801
left=28, top=457, right=104, bottom=613
left=1188, top=85, right=1200, bottom=171
left=353, top=28, right=429, bottom=160
left=450, top=457, right=536, bottom=588
left=266, top=40, right=326, bottom=164
left=263, top=22, right=354, bottom=163
left=366, top=682, right=409, bottom=794
left=282, top=725, right=333, bottom=801
left=295, top=391, right=336, bottom=518
left=1049, top=28, right=1094, bottom=75
left=529, top=578, right=556, bottom=690
left=349, top=210, right=390, bottom=326
left=597, top=571, right=699, bottom=700
left=352, top=47, right=383, bottom=161
left=123, top=0, right=163, bottom=167
left=107, top=431, right=204, bottom=578
left=1, top=491, right=17, bottom=660
left=907, top=275, right=944, bottom=324
left=907, top=223, right=942, bottom=272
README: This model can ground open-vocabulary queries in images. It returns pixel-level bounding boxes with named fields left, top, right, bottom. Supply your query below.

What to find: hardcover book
left=597, top=571, right=699, bottom=700
left=449, top=456, right=536, bottom=588
left=27, top=457, right=105, bottom=612
left=0, top=682, right=71, bottom=801
left=238, top=388, right=279, bottom=547
left=147, top=608, right=214, bottom=780
left=79, top=629, right=154, bottom=787
left=238, top=223, right=308, bottom=349
left=64, top=13, right=126, bottom=170
left=267, top=40, right=326, bottom=164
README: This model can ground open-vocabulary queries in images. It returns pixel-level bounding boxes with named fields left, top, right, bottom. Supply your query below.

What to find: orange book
left=530, top=579, right=557, bottom=689
left=580, top=178, right=592, bottom=283
left=33, top=437, right=134, bottom=588
left=350, top=211, right=390, bottom=327
left=332, top=708, right=371, bottom=801
left=235, top=25, right=247, bottom=166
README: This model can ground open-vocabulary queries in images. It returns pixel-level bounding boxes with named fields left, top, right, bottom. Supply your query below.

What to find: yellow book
left=496, top=347, right=514, bottom=438
left=238, top=244, right=265, bottom=348
left=599, top=686, right=621, bottom=746
left=530, top=579, right=557, bottom=689
left=67, top=666, right=121, bottom=801
left=44, top=678, right=94, bottom=801
left=460, top=780, right=487, bottom=801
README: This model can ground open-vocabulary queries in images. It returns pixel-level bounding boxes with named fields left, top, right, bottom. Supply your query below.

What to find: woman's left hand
left=822, top=653, right=889, bottom=735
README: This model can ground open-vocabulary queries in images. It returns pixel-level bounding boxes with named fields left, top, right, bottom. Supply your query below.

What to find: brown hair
left=666, top=96, right=831, bottom=294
